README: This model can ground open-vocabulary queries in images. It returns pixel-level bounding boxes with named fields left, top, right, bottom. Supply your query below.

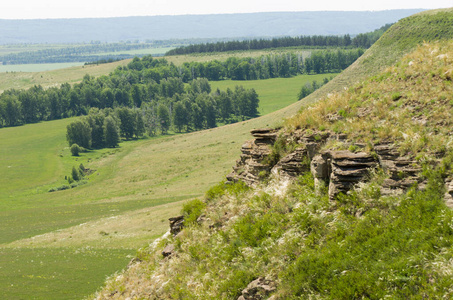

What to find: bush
left=70, top=144, right=80, bottom=156
left=182, top=199, right=206, bottom=225
left=71, top=166, right=80, bottom=181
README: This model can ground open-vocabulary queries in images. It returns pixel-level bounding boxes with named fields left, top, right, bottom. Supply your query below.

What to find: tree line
left=126, top=48, right=364, bottom=82
left=0, top=49, right=365, bottom=129
left=0, top=68, right=259, bottom=131
left=166, top=24, right=392, bottom=56
left=66, top=83, right=259, bottom=151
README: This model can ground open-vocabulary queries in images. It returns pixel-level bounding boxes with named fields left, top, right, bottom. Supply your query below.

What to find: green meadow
left=210, top=73, right=338, bottom=116
left=0, top=72, right=330, bottom=299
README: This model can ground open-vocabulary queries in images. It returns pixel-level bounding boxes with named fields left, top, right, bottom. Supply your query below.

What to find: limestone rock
left=444, top=179, right=453, bottom=209
left=272, top=147, right=309, bottom=178
left=162, top=244, right=175, bottom=258
left=328, top=150, right=378, bottom=200
left=374, top=144, right=422, bottom=194
left=169, top=216, right=184, bottom=236
left=237, top=277, right=276, bottom=300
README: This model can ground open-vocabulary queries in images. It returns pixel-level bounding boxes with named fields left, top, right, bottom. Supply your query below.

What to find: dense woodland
left=0, top=48, right=363, bottom=129
left=166, top=24, right=391, bottom=55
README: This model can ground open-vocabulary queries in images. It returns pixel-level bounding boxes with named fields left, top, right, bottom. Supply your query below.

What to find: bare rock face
left=374, top=144, right=423, bottom=195
left=328, top=151, right=378, bottom=200
left=272, top=147, right=309, bottom=178
left=169, top=216, right=184, bottom=236
left=227, top=128, right=278, bottom=186
left=228, top=128, right=435, bottom=203
left=311, top=152, right=330, bottom=193
left=237, top=277, right=276, bottom=300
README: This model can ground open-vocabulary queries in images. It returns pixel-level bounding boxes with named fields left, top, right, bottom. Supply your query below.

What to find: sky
left=3, top=0, right=452, bottom=19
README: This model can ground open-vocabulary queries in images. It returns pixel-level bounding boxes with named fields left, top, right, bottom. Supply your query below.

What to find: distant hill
left=0, top=10, right=424, bottom=44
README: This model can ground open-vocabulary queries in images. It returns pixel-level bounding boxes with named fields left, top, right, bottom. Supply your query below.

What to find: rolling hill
left=1, top=7, right=452, bottom=299
left=92, top=7, right=453, bottom=299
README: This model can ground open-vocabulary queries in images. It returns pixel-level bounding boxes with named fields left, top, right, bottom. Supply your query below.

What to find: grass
left=0, top=59, right=131, bottom=92
left=0, top=74, right=315, bottom=298
left=165, top=48, right=313, bottom=66
left=285, top=41, right=453, bottom=159
left=210, top=73, right=338, bottom=116
left=0, top=63, right=86, bottom=73
left=0, top=247, right=132, bottom=300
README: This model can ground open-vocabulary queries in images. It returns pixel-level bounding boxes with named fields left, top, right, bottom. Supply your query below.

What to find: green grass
left=5, top=9, right=452, bottom=298
left=0, top=74, right=315, bottom=298
left=0, top=248, right=132, bottom=300
left=85, top=46, right=175, bottom=57
left=210, top=73, right=338, bottom=116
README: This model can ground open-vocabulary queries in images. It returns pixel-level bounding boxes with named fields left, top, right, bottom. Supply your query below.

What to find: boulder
left=169, top=215, right=184, bottom=236
left=162, top=244, right=175, bottom=258
left=237, top=277, right=276, bottom=300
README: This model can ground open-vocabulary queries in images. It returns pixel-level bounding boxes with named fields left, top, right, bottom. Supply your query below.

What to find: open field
left=0, top=63, right=86, bottom=73
left=211, top=73, right=337, bottom=115
left=82, top=46, right=175, bottom=57
left=0, top=59, right=131, bottom=92
left=165, top=47, right=312, bottom=65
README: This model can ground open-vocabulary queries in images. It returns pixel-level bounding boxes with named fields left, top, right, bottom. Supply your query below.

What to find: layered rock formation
left=228, top=128, right=428, bottom=201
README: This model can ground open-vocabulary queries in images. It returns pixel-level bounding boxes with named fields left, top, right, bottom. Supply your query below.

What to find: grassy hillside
left=93, top=8, right=453, bottom=299
left=0, top=73, right=325, bottom=299
left=3, top=8, right=452, bottom=299
left=300, top=7, right=453, bottom=106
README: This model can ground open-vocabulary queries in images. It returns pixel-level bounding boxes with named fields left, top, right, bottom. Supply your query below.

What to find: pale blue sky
left=3, top=0, right=452, bottom=19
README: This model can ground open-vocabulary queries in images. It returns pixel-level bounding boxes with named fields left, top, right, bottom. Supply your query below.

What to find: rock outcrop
left=169, top=216, right=184, bottom=236
left=237, top=277, right=276, bottom=300
left=228, top=128, right=430, bottom=201
left=374, top=144, right=424, bottom=195
left=226, top=128, right=278, bottom=186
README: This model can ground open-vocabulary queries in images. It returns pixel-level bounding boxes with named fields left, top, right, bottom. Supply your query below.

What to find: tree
left=86, top=110, right=105, bottom=148
left=157, top=104, right=171, bottom=134
left=72, top=166, right=80, bottom=181
left=134, top=110, right=145, bottom=138
left=66, top=119, right=92, bottom=148
left=1, top=95, right=22, bottom=126
left=104, top=116, right=120, bottom=148
left=131, top=84, right=143, bottom=107
left=173, top=101, right=187, bottom=132
left=116, top=107, right=135, bottom=139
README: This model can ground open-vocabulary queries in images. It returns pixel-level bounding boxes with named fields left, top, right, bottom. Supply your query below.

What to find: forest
left=0, top=48, right=362, bottom=129
left=166, top=24, right=391, bottom=55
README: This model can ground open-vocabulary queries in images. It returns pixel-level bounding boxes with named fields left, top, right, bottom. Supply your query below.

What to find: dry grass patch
left=2, top=200, right=183, bottom=249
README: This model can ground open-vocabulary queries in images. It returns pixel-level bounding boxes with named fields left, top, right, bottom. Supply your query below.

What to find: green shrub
left=70, top=143, right=80, bottom=156
left=181, top=199, right=206, bottom=225
left=71, top=166, right=80, bottom=181
left=205, top=181, right=227, bottom=201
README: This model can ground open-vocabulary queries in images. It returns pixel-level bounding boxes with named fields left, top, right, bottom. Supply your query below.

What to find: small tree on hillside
left=173, top=102, right=187, bottom=132
left=70, top=144, right=80, bottom=156
left=104, top=116, right=120, bottom=148
left=157, top=104, right=170, bottom=134
left=66, top=119, right=92, bottom=149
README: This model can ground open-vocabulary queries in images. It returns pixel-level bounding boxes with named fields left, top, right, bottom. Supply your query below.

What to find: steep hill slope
left=95, top=8, right=453, bottom=299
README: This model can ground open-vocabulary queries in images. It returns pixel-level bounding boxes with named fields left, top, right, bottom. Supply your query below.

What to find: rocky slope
left=95, top=9, right=453, bottom=299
